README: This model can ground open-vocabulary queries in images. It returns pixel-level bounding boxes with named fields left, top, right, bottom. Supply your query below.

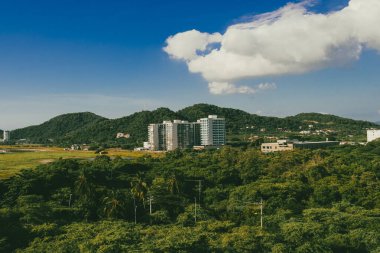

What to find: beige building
left=367, top=129, right=380, bottom=142
left=261, top=140, right=294, bottom=153
left=261, top=139, right=340, bottom=153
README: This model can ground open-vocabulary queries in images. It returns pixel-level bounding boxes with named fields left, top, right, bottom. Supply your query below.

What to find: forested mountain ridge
left=10, top=104, right=378, bottom=145
left=10, top=112, right=107, bottom=143
left=286, top=113, right=375, bottom=133
left=57, top=107, right=181, bottom=145
left=178, top=103, right=300, bottom=134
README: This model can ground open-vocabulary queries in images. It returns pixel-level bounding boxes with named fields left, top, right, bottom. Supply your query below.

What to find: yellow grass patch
left=0, top=146, right=163, bottom=179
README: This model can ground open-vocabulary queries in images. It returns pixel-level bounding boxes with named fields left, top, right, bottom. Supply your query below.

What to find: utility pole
left=194, top=197, right=197, bottom=223
left=198, top=180, right=201, bottom=205
left=146, top=192, right=154, bottom=225
left=260, top=198, right=263, bottom=229
left=185, top=179, right=203, bottom=223
left=147, top=194, right=154, bottom=215
left=133, top=198, right=137, bottom=224
left=186, top=179, right=203, bottom=206
left=236, top=198, right=264, bottom=229
left=68, top=194, right=72, bottom=208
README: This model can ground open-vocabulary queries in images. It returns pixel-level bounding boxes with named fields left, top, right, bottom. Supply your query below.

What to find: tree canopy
left=0, top=142, right=379, bottom=252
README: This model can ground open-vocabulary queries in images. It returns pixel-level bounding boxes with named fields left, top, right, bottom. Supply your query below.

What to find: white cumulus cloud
left=164, top=29, right=222, bottom=61
left=208, top=82, right=256, bottom=95
left=257, top=83, right=277, bottom=91
left=164, top=0, right=380, bottom=95
left=208, top=82, right=277, bottom=95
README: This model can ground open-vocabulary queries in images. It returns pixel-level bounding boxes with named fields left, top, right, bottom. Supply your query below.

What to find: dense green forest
left=10, top=113, right=107, bottom=144
left=286, top=113, right=376, bottom=138
left=1, top=142, right=379, bottom=252
left=10, top=104, right=378, bottom=146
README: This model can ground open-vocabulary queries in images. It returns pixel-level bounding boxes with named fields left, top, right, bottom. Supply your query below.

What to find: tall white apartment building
left=148, top=122, right=168, bottom=151
left=3, top=130, right=10, bottom=142
left=367, top=129, right=380, bottom=142
left=165, top=120, right=200, bottom=151
left=148, top=120, right=200, bottom=151
left=198, top=115, right=226, bottom=146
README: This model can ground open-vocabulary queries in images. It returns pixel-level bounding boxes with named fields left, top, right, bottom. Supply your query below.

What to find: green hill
left=10, top=104, right=378, bottom=146
left=11, top=112, right=106, bottom=144
left=178, top=103, right=300, bottom=133
left=287, top=113, right=373, bottom=127
left=286, top=113, right=376, bottom=136
left=57, top=107, right=181, bottom=146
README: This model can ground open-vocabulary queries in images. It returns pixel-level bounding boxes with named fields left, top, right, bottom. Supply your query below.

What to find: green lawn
left=0, top=146, right=163, bottom=179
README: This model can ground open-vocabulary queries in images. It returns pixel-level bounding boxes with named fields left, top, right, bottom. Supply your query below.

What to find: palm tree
left=130, top=175, right=148, bottom=207
left=75, top=170, right=92, bottom=200
left=167, top=175, right=180, bottom=194
left=103, top=190, right=125, bottom=219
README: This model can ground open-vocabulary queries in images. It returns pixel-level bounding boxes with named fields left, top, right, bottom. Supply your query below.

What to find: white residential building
left=165, top=121, right=178, bottom=151
left=165, top=120, right=200, bottom=151
left=3, top=130, right=10, bottom=142
left=198, top=115, right=226, bottom=146
left=147, top=115, right=225, bottom=151
left=148, top=120, right=200, bottom=151
left=148, top=123, right=167, bottom=151
left=143, top=142, right=151, bottom=149
left=367, top=129, right=380, bottom=142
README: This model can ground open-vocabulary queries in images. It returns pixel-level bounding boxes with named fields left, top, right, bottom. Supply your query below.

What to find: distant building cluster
left=147, top=115, right=226, bottom=151
left=261, top=139, right=340, bottom=153
left=367, top=129, right=380, bottom=142
left=116, top=133, right=130, bottom=139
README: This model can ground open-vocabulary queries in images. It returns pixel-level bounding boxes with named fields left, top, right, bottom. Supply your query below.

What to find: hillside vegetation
left=59, top=107, right=181, bottom=146
left=0, top=143, right=379, bottom=252
left=10, top=104, right=378, bottom=146
left=287, top=113, right=375, bottom=136
left=11, top=112, right=106, bottom=144
left=178, top=104, right=300, bottom=134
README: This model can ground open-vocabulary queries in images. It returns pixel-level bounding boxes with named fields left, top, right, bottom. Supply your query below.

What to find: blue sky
left=0, top=0, right=379, bottom=130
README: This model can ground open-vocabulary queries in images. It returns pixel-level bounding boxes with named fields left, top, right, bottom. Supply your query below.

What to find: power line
left=231, top=198, right=264, bottom=229
left=186, top=179, right=203, bottom=206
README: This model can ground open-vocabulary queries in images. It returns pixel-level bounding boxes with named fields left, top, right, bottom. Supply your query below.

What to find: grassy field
left=0, top=145, right=163, bottom=179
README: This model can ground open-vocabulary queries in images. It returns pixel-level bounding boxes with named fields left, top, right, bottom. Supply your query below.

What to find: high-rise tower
left=199, top=115, right=226, bottom=146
